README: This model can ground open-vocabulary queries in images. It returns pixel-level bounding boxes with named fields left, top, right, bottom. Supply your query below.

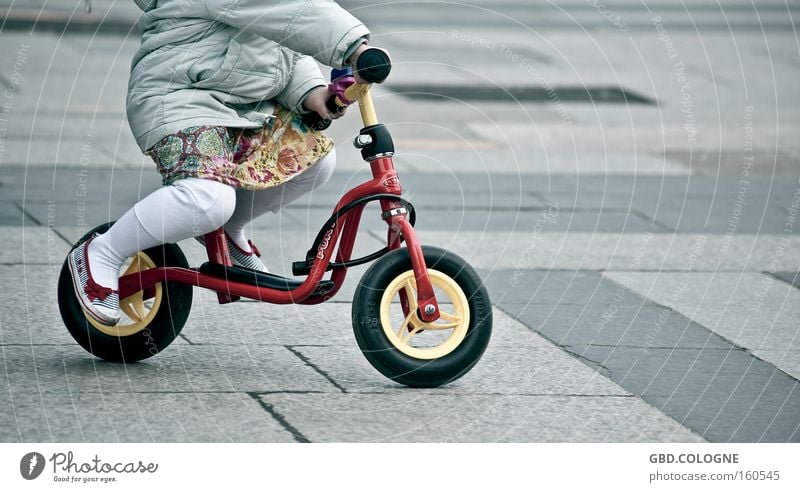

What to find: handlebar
left=301, top=47, right=391, bottom=131
left=355, top=47, right=392, bottom=84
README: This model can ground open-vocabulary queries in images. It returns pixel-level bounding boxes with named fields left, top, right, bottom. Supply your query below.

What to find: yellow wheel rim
left=379, top=269, right=470, bottom=360
left=87, top=252, right=163, bottom=337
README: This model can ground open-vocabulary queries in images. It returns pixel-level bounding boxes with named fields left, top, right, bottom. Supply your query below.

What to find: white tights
left=88, top=149, right=336, bottom=289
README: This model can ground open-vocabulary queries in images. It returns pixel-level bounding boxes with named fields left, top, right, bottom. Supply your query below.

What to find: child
left=68, top=0, right=372, bottom=326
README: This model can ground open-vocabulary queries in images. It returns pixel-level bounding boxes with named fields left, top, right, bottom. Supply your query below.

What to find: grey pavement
left=0, top=0, right=799, bottom=442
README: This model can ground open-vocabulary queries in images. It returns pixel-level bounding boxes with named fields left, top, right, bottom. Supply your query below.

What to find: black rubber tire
left=58, top=222, right=193, bottom=362
left=352, top=246, right=492, bottom=387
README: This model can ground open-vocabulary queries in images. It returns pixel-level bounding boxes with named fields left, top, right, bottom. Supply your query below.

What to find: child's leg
left=224, top=148, right=336, bottom=251
left=88, top=178, right=236, bottom=289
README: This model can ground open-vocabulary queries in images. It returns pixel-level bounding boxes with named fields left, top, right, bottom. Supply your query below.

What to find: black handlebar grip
left=301, top=95, right=344, bottom=131
left=355, top=47, right=391, bottom=84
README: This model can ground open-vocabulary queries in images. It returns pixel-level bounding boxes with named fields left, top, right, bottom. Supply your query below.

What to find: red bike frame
left=116, top=154, right=441, bottom=322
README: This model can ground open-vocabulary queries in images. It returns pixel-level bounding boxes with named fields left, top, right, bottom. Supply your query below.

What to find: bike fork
left=383, top=207, right=440, bottom=323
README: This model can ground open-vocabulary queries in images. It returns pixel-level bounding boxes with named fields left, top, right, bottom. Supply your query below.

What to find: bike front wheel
left=352, top=246, right=492, bottom=387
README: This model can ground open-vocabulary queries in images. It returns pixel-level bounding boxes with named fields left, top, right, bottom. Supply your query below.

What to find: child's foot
left=228, top=238, right=269, bottom=272
left=67, top=235, right=120, bottom=326
left=195, top=233, right=269, bottom=273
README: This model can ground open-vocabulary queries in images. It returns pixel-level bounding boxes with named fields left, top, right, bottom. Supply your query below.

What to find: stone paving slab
left=286, top=181, right=547, bottom=214
left=0, top=112, right=130, bottom=139
left=490, top=267, right=800, bottom=442
left=482, top=269, right=619, bottom=306
left=24, top=199, right=145, bottom=231
left=537, top=176, right=799, bottom=235
left=0, top=32, right=90, bottom=74
left=772, top=270, right=800, bottom=290
left=466, top=122, right=690, bottom=175
left=181, top=301, right=545, bottom=348
left=6, top=168, right=799, bottom=233
left=1, top=140, right=139, bottom=169
left=254, top=392, right=702, bottom=442
left=2, top=263, right=182, bottom=347
left=758, top=351, right=800, bottom=378
left=571, top=343, right=800, bottom=443
left=0, top=391, right=295, bottom=443
left=496, top=304, right=732, bottom=351
left=0, top=344, right=338, bottom=394
left=481, top=269, right=732, bottom=350
left=292, top=206, right=666, bottom=232
left=292, top=343, right=630, bottom=396
left=418, top=232, right=800, bottom=271
left=0, top=207, right=24, bottom=228
left=0, top=227, right=69, bottom=265
left=3, top=70, right=129, bottom=113
left=605, top=272, right=800, bottom=378
left=180, top=301, right=359, bottom=348
left=395, top=147, right=688, bottom=176
left=0, top=265, right=77, bottom=345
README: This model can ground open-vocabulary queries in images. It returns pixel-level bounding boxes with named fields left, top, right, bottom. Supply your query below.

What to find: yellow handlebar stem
left=333, top=83, right=379, bottom=127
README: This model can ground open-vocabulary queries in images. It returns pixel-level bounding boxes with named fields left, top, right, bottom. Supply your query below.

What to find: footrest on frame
left=199, top=262, right=335, bottom=297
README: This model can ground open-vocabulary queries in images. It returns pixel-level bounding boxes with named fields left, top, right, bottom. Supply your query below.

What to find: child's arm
left=275, top=41, right=370, bottom=118
left=204, top=0, right=369, bottom=69
left=273, top=55, right=327, bottom=114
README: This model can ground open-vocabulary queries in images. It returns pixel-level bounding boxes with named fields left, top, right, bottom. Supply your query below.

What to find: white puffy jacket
left=127, top=0, right=369, bottom=151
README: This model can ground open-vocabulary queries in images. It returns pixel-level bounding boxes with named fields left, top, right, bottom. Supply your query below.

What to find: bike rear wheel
left=58, top=222, right=193, bottom=362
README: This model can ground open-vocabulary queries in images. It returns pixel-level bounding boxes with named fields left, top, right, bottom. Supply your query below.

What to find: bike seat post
left=203, top=227, right=241, bottom=304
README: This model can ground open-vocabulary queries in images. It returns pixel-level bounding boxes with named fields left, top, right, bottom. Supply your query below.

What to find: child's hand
left=302, top=86, right=346, bottom=120
left=348, top=43, right=370, bottom=84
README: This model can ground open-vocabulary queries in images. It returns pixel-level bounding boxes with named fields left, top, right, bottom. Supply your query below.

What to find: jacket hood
left=134, top=0, right=157, bottom=11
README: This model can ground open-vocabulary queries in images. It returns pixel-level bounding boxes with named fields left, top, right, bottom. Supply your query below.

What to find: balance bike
left=57, top=48, right=492, bottom=387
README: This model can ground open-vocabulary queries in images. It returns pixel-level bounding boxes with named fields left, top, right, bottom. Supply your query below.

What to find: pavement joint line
left=281, top=344, right=330, bottom=347
left=0, top=343, right=77, bottom=346
left=284, top=345, right=348, bottom=393
left=91, top=141, right=127, bottom=162
left=627, top=208, right=675, bottom=232
left=0, top=10, right=140, bottom=35
left=0, top=110, right=127, bottom=119
left=51, top=227, right=75, bottom=246
left=177, top=334, right=196, bottom=345
left=561, top=349, right=612, bottom=377
left=253, top=391, right=637, bottom=398
left=15, top=202, right=42, bottom=227
left=1, top=391, right=333, bottom=396
left=9, top=205, right=73, bottom=246
left=365, top=229, right=385, bottom=245
left=765, top=271, right=800, bottom=291
left=69, top=390, right=331, bottom=395
left=142, top=343, right=351, bottom=347
left=2, top=134, right=103, bottom=142
left=245, top=392, right=310, bottom=443
left=7, top=389, right=640, bottom=398
left=0, top=262, right=54, bottom=266
left=223, top=299, right=352, bottom=304
left=563, top=344, right=749, bottom=351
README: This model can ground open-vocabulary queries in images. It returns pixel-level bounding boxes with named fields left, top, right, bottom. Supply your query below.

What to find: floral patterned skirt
left=147, top=106, right=334, bottom=190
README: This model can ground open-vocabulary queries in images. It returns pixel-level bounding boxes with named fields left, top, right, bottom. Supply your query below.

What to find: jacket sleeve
left=274, top=54, right=326, bottom=113
left=204, top=0, right=370, bottom=68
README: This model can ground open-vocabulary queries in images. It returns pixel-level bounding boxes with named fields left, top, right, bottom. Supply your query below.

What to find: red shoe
left=67, top=236, right=120, bottom=326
